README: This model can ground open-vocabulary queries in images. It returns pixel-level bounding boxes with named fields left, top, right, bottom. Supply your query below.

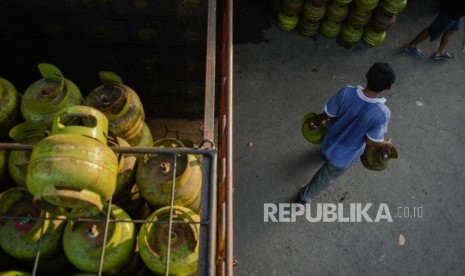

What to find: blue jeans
left=299, top=160, right=348, bottom=202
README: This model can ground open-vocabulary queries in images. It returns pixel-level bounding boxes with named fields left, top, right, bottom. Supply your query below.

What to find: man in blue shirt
left=298, top=63, right=396, bottom=203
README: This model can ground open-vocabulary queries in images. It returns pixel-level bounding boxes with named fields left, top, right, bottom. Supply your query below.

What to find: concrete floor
left=146, top=117, right=206, bottom=144
left=233, top=1, right=465, bottom=275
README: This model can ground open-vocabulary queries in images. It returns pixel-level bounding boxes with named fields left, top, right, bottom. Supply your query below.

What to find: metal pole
left=208, top=154, right=218, bottom=275
left=0, top=143, right=215, bottom=155
left=97, top=197, right=113, bottom=276
left=203, top=0, right=217, bottom=145
left=164, top=153, right=178, bottom=275
left=31, top=212, right=47, bottom=276
left=225, top=0, right=234, bottom=274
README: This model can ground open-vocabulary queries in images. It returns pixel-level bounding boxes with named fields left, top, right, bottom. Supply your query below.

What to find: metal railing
left=0, top=143, right=218, bottom=276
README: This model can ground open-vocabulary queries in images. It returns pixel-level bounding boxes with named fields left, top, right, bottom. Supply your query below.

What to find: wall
left=0, top=0, right=208, bottom=118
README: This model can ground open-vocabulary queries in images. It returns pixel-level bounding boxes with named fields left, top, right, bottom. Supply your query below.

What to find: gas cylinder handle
left=98, top=71, right=125, bottom=88
left=199, top=139, right=215, bottom=149
left=38, top=63, right=63, bottom=82
left=38, top=63, right=68, bottom=97
left=9, top=122, right=49, bottom=143
left=52, top=105, right=110, bottom=144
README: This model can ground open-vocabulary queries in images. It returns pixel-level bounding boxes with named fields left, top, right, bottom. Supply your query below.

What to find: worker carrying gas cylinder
left=298, top=62, right=396, bottom=203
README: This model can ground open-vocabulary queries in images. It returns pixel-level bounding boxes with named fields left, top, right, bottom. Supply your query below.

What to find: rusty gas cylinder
left=85, top=71, right=145, bottom=146
left=370, top=7, right=396, bottom=32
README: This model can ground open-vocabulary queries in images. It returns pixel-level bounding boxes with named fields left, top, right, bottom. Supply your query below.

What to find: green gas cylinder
left=333, top=0, right=353, bottom=4
left=107, top=136, right=137, bottom=203
left=361, top=145, right=398, bottom=171
left=21, top=63, right=83, bottom=128
left=26, top=105, right=118, bottom=217
left=299, top=17, right=321, bottom=37
left=0, top=150, right=7, bottom=185
left=302, top=1, right=326, bottom=22
left=277, top=12, right=299, bottom=31
left=381, top=0, right=407, bottom=16
left=363, top=25, right=386, bottom=46
left=302, top=112, right=327, bottom=144
left=326, top=3, right=350, bottom=22
left=354, top=0, right=380, bottom=12
left=347, top=6, right=372, bottom=28
left=0, top=78, right=20, bottom=137
left=340, top=22, right=364, bottom=43
left=281, top=0, right=304, bottom=16
left=319, top=19, right=342, bottom=37
left=132, top=122, right=154, bottom=160
left=139, top=206, right=200, bottom=276
left=0, top=188, right=65, bottom=261
left=0, top=271, right=32, bottom=276
left=8, top=122, right=49, bottom=187
left=313, top=0, right=329, bottom=6
left=63, top=204, right=135, bottom=274
left=136, top=138, right=202, bottom=212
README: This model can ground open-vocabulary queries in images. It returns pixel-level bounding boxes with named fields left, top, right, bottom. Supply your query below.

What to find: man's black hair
left=366, top=62, right=396, bottom=92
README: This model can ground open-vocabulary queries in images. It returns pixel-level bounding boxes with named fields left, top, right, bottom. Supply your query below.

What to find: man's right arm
left=366, top=137, right=393, bottom=150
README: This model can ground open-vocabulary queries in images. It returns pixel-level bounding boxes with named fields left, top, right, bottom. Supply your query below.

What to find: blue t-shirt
left=322, top=85, right=391, bottom=169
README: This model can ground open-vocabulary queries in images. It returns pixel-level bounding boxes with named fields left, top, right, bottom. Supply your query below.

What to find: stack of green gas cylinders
left=0, top=63, right=203, bottom=275
left=273, top=0, right=407, bottom=46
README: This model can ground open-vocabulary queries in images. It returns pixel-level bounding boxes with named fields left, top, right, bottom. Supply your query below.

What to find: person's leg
left=404, top=13, right=451, bottom=59
left=437, top=30, right=454, bottom=55
left=407, top=28, right=430, bottom=47
left=432, top=18, right=460, bottom=60
left=298, top=160, right=347, bottom=203
left=404, top=28, right=429, bottom=59
left=432, top=30, right=456, bottom=60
